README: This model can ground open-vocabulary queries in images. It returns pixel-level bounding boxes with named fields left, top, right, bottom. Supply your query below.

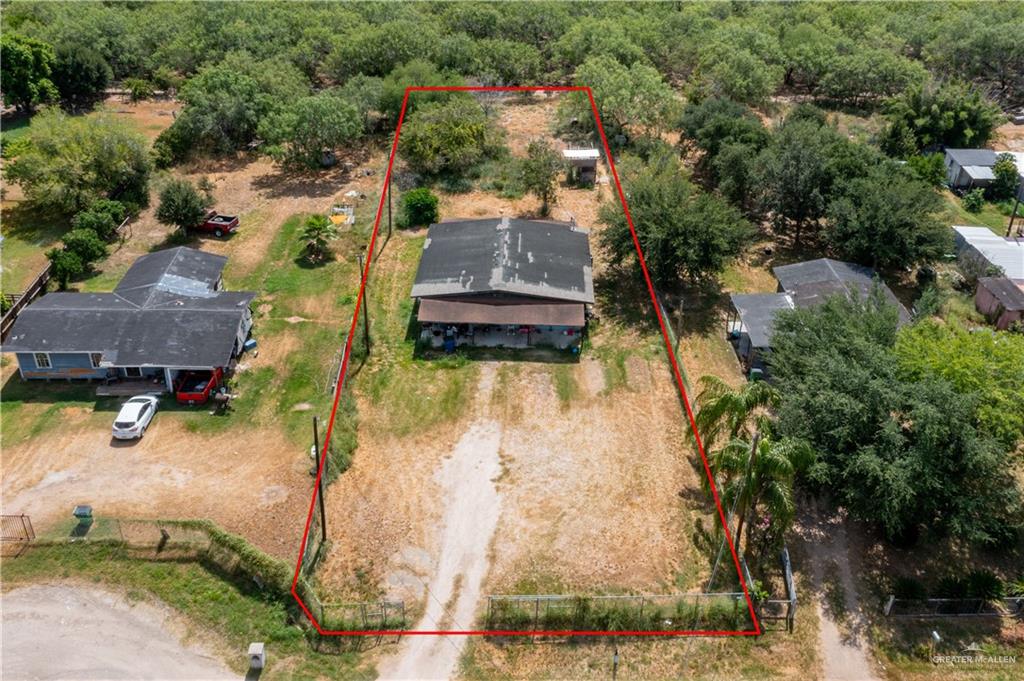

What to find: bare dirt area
left=994, top=121, right=1024, bottom=151
left=1, top=583, right=233, bottom=680
left=97, top=94, right=181, bottom=142
left=1, top=408, right=310, bottom=560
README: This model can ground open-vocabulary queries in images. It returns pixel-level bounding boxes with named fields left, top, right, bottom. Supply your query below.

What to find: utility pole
left=356, top=251, right=371, bottom=355
left=312, top=416, right=327, bottom=544
left=1007, top=192, right=1021, bottom=237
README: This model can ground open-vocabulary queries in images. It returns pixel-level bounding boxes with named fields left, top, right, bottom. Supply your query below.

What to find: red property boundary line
left=290, top=85, right=761, bottom=637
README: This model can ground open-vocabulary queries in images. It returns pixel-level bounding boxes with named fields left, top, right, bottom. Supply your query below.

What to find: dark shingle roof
left=4, top=247, right=253, bottom=368
left=411, top=217, right=594, bottom=303
left=730, top=293, right=795, bottom=349
left=945, top=148, right=998, bottom=167
left=773, top=258, right=910, bottom=323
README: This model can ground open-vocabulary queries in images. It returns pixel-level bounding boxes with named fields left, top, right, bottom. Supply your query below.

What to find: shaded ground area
left=1, top=584, right=234, bottom=680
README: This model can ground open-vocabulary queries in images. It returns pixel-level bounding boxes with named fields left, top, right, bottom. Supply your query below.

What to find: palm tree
left=300, top=214, right=339, bottom=263
left=708, top=432, right=814, bottom=554
left=693, top=375, right=779, bottom=450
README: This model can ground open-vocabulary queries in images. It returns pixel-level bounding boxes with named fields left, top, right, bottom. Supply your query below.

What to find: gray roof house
left=411, top=216, right=593, bottom=349
left=4, top=247, right=255, bottom=391
left=727, top=258, right=909, bottom=378
left=944, top=148, right=999, bottom=189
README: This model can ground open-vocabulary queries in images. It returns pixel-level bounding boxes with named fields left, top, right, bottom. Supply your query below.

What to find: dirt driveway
left=1, top=584, right=234, bottom=680
left=1, top=404, right=310, bottom=560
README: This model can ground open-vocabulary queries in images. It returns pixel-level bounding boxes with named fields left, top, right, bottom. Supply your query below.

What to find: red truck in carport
left=196, top=211, right=239, bottom=237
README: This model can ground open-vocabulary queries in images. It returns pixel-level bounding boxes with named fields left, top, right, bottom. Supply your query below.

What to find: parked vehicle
left=111, top=395, right=159, bottom=440
left=196, top=211, right=239, bottom=238
left=174, top=367, right=223, bottom=405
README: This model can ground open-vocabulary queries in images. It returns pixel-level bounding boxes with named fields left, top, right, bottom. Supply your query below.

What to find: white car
left=112, top=395, right=159, bottom=440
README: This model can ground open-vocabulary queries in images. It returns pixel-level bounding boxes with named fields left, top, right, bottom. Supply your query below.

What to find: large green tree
left=520, top=140, right=562, bottom=215
left=398, top=98, right=499, bottom=175
left=156, top=179, right=208, bottom=234
left=770, top=291, right=1022, bottom=544
left=1, top=33, right=58, bottom=111
left=880, top=78, right=1003, bottom=156
left=51, top=44, right=112, bottom=107
left=825, top=163, right=950, bottom=270
left=261, top=93, right=362, bottom=168
left=599, top=152, right=751, bottom=285
left=7, top=110, right=150, bottom=213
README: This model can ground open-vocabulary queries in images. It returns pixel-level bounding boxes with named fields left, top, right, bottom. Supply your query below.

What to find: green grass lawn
left=3, top=542, right=375, bottom=680
left=0, top=203, right=68, bottom=292
left=940, top=190, right=1010, bottom=235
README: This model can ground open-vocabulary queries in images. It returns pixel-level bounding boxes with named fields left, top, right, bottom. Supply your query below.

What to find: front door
left=124, top=367, right=143, bottom=378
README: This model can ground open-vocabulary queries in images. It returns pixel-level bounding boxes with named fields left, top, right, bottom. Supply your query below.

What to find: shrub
left=906, top=153, right=946, bottom=187
left=962, top=188, right=985, bottom=213
left=398, top=98, right=500, bottom=175
left=893, top=576, right=927, bottom=600
left=989, top=153, right=1021, bottom=201
left=46, top=248, right=84, bottom=289
left=72, top=199, right=126, bottom=240
left=156, top=179, right=207, bottom=233
left=934, top=575, right=967, bottom=599
left=124, top=78, right=155, bottom=102
left=399, top=188, right=439, bottom=228
left=965, top=570, right=1004, bottom=600
left=62, top=228, right=107, bottom=263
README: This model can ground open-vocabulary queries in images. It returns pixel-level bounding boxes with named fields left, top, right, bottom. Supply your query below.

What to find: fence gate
left=1, top=515, right=35, bottom=542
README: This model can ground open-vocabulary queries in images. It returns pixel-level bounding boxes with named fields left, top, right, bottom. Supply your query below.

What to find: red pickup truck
left=195, top=211, right=239, bottom=237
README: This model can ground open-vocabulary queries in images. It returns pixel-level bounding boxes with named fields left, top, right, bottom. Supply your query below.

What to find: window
left=33, top=353, right=51, bottom=369
left=124, top=367, right=142, bottom=378
left=90, top=353, right=103, bottom=368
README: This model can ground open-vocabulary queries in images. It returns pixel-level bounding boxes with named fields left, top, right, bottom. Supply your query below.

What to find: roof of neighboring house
left=411, top=217, right=594, bottom=303
left=977, top=277, right=1024, bottom=311
left=417, top=298, right=585, bottom=327
left=4, top=247, right=254, bottom=368
left=954, top=226, right=1024, bottom=279
left=963, top=165, right=996, bottom=181
left=773, top=258, right=911, bottom=322
left=945, top=148, right=999, bottom=167
left=730, top=293, right=795, bottom=349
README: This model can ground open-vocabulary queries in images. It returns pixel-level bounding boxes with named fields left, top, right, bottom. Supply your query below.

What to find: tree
left=825, top=163, right=949, bottom=270
left=335, top=75, right=384, bottom=133
left=905, top=153, right=946, bottom=187
left=770, top=291, right=1022, bottom=544
left=895, top=320, right=1024, bottom=448
left=62, top=228, right=108, bottom=264
left=755, top=118, right=870, bottom=247
left=693, top=375, right=780, bottom=451
left=679, top=98, right=771, bottom=162
left=520, top=140, right=561, bottom=214
left=46, top=248, right=84, bottom=289
left=694, top=45, right=784, bottom=107
left=378, top=61, right=465, bottom=126
left=123, top=78, right=155, bottom=102
left=562, top=56, right=676, bottom=141
left=552, top=17, right=646, bottom=71
left=881, top=78, right=1003, bottom=154
left=156, top=180, right=208, bottom=233
left=0, top=33, right=58, bottom=111
left=72, top=199, right=126, bottom=240
left=599, top=152, right=752, bottom=285
left=474, top=39, right=542, bottom=86
left=399, top=188, right=439, bottom=228
left=989, top=153, right=1021, bottom=201
left=300, top=214, right=339, bottom=263
left=261, top=93, right=362, bottom=168
left=818, top=49, right=927, bottom=106
left=398, top=98, right=498, bottom=175
left=6, top=110, right=151, bottom=213
left=51, top=44, right=112, bottom=106
left=328, top=20, right=440, bottom=81
left=707, top=433, right=813, bottom=555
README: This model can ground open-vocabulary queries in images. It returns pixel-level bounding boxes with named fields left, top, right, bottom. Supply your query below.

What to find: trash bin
left=73, top=505, right=94, bottom=528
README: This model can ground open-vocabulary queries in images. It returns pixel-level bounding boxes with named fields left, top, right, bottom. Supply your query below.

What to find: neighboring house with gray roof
left=4, top=247, right=255, bottom=391
left=954, top=226, right=1024, bottom=279
left=411, top=216, right=593, bottom=349
left=727, top=258, right=909, bottom=378
left=944, top=148, right=999, bottom=189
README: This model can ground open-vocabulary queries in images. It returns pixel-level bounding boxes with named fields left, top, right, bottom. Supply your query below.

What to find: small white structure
left=562, top=147, right=600, bottom=184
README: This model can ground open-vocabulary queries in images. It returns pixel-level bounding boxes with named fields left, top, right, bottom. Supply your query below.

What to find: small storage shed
left=975, top=277, right=1024, bottom=330
left=944, top=149, right=998, bottom=189
left=726, top=293, right=794, bottom=377
left=562, top=148, right=600, bottom=184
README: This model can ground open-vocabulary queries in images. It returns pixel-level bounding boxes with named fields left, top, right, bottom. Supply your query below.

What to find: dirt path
left=799, top=501, right=879, bottom=681
left=1, top=584, right=234, bottom=680
left=377, top=365, right=504, bottom=681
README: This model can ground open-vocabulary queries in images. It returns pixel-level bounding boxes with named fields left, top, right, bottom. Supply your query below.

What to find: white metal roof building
left=953, top=226, right=1024, bottom=279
